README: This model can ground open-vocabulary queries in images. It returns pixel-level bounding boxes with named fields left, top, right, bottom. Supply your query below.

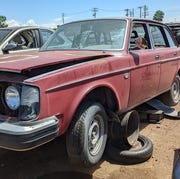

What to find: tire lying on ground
left=105, top=135, right=153, bottom=164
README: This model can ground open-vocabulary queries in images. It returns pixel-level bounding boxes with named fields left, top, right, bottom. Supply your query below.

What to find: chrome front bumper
left=0, top=116, right=59, bottom=151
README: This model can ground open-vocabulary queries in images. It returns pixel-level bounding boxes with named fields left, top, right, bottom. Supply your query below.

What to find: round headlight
left=5, top=86, right=20, bottom=110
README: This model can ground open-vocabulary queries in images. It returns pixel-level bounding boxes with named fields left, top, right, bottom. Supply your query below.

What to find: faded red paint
left=0, top=18, right=180, bottom=137
left=0, top=51, right=113, bottom=72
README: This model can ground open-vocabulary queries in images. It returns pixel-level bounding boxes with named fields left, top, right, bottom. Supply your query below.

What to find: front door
left=128, top=22, right=160, bottom=108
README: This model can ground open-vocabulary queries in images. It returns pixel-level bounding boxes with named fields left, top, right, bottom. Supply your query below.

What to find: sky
left=0, top=0, right=180, bottom=28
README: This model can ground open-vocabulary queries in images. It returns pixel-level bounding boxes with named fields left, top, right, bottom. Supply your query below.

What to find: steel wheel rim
left=171, top=78, right=180, bottom=103
left=88, top=114, right=104, bottom=156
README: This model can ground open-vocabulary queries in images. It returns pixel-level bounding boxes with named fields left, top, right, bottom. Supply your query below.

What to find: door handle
left=155, top=55, right=160, bottom=60
left=173, top=52, right=177, bottom=56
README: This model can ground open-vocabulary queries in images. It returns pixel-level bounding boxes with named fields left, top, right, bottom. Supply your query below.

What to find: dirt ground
left=0, top=103, right=180, bottom=179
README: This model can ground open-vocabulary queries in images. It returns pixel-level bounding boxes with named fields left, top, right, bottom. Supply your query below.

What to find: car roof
left=58, top=17, right=166, bottom=28
left=0, top=26, right=53, bottom=31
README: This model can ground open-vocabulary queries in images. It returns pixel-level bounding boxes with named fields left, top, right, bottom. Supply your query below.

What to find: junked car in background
left=0, top=26, right=54, bottom=54
left=167, top=23, right=180, bottom=45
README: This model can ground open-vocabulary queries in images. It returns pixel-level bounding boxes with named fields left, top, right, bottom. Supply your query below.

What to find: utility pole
left=138, top=6, right=143, bottom=18
left=130, top=8, right=134, bottom=17
left=143, top=5, right=148, bottom=18
left=92, top=8, right=98, bottom=18
left=62, top=13, right=65, bottom=24
left=125, top=9, right=131, bottom=17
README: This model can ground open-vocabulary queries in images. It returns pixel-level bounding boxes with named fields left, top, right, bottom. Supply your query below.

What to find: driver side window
left=9, top=34, right=27, bottom=50
left=5, top=30, right=37, bottom=53
left=129, top=23, right=151, bottom=50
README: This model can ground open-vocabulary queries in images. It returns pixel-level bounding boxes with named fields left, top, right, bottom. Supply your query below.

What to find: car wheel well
left=82, top=87, right=118, bottom=112
left=178, top=71, right=180, bottom=77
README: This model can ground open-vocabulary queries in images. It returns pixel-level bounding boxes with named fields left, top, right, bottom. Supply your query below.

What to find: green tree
left=153, top=10, right=165, bottom=21
left=0, top=15, right=8, bottom=28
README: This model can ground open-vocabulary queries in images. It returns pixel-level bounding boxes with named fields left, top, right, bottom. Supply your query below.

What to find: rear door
left=149, top=24, right=179, bottom=94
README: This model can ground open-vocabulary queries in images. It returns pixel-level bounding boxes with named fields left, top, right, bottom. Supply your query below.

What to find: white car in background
left=0, top=26, right=54, bottom=54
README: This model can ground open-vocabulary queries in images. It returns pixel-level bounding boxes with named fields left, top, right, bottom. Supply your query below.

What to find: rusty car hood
left=0, top=51, right=113, bottom=73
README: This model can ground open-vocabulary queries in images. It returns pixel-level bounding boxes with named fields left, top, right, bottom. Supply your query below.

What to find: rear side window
left=149, top=25, right=166, bottom=48
left=0, top=29, right=12, bottom=43
left=149, top=25, right=177, bottom=48
left=164, top=28, right=176, bottom=47
left=40, top=29, right=53, bottom=44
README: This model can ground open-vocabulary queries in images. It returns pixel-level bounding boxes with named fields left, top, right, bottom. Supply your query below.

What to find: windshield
left=41, top=19, right=127, bottom=51
left=0, top=29, right=12, bottom=44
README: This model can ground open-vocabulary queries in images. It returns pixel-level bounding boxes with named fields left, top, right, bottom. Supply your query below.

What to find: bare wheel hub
left=88, top=115, right=103, bottom=156
left=172, top=80, right=180, bottom=101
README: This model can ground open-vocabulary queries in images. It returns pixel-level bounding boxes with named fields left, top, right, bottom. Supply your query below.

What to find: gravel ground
left=0, top=103, right=180, bottom=179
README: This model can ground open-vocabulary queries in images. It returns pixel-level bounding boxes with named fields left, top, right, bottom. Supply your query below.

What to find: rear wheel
left=66, top=102, right=108, bottom=166
left=160, top=76, right=180, bottom=106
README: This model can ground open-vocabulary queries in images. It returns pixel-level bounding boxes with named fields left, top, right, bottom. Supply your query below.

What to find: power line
left=99, top=8, right=124, bottom=12
left=68, top=10, right=90, bottom=16
left=60, top=10, right=90, bottom=24
left=58, top=6, right=180, bottom=24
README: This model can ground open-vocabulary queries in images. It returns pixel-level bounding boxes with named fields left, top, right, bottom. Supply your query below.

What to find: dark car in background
left=0, top=26, right=54, bottom=54
left=167, top=23, right=180, bottom=45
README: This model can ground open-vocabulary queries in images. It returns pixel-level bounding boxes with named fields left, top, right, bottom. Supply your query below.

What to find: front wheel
left=160, top=75, right=180, bottom=106
left=66, top=102, right=108, bottom=166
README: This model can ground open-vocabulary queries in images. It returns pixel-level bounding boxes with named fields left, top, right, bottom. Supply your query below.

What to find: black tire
left=66, top=102, right=108, bottom=166
left=108, top=110, right=139, bottom=147
left=106, top=135, right=153, bottom=164
left=160, top=76, right=180, bottom=106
